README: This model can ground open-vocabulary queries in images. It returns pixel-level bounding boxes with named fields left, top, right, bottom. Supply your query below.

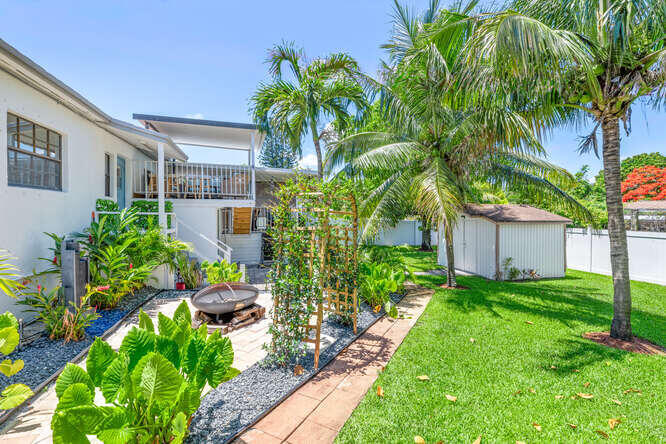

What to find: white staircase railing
left=175, top=216, right=233, bottom=264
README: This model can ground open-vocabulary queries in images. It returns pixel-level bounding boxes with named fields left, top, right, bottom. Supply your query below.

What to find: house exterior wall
left=0, top=69, right=150, bottom=314
left=221, top=233, right=262, bottom=264
left=170, top=202, right=219, bottom=263
left=499, top=223, right=566, bottom=279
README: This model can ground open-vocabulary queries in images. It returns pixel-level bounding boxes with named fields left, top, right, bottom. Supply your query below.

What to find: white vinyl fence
left=566, top=228, right=666, bottom=285
left=373, top=220, right=438, bottom=247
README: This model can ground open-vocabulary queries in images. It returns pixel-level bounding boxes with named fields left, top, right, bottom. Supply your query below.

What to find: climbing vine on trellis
left=264, top=175, right=358, bottom=368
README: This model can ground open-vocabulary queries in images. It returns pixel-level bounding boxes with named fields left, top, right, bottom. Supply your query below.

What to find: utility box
left=61, top=238, right=89, bottom=306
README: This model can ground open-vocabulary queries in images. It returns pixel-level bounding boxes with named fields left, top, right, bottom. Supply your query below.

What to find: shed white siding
left=448, top=216, right=496, bottom=279
left=499, top=223, right=565, bottom=278
left=438, top=213, right=567, bottom=280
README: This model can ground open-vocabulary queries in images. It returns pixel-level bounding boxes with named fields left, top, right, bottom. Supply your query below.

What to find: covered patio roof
left=133, top=114, right=265, bottom=151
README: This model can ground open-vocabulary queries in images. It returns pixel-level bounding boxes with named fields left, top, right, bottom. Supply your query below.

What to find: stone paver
left=236, top=284, right=433, bottom=444
left=0, top=283, right=274, bottom=443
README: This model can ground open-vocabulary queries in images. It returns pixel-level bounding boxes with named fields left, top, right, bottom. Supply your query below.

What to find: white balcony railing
left=133, top=160, right=252, bottom=200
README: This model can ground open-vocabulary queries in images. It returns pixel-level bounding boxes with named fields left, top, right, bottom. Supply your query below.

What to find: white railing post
left=250, top=133, right=256, bottom=200
left=157, top=143, right=166, bottom=234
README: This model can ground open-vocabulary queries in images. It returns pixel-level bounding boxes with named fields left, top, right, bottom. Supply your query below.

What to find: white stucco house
left=0, top=38, right=309, bottom=314
left=438, top=204, right=571, bottom=280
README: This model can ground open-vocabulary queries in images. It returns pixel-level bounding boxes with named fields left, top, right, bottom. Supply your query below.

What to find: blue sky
left=2, top=0, right=664, bottom=178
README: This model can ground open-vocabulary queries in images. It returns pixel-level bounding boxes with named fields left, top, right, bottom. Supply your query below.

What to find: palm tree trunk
left=420, top=217, right=432, bottom=251
left=601, top=116, right=632, bottom=340
left=310, top=122, right=324, bottom=178
left=443, top=218, right=457, bottom=287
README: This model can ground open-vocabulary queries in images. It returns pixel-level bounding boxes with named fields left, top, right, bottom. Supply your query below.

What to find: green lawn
left=337, top=247, right=666, bottom=443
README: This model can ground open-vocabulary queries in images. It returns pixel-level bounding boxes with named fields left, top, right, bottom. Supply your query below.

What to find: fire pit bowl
left=191, top=282, right=259, bottom=315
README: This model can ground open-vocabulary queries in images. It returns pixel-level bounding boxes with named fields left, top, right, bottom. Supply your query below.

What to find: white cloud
left=185, top=113, right=205, bottom=119
left=299, top=153, right=318, bottom=170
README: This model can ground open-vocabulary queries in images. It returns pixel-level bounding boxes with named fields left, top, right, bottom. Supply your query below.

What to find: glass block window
left=7, top=113, right=62, bottom=190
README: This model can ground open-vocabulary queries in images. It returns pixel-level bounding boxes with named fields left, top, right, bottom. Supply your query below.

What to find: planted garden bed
left=187, top=293, right=404, bottom=444
left=0, top=286, right=159, bottom=395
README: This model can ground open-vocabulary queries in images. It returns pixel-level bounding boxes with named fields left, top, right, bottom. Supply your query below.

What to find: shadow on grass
left=414, top=273, right=666, bottom=350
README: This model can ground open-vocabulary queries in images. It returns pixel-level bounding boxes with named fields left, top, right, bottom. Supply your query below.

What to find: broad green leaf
left=0, top=312, right=18, bottom=330
left=170, top=411, right=187, bottom=444
left=87, top=338, right=118, bottom=386
left=56, top=383, right=93, bottom=411
left=138, top=309, right=154, bottom=333
left=157, top=313, right=177, bottom=338
left=183, top=336, right=205, bottom=375
left=0, top=383, right=32, bottom=409
left=173, top=300, right=191, bottom=326
left=97, top=407, right=135, bottom=444
left=135, top=352, right=182, bottom=405
left=221, top=367, right=241, bottom=383
left=196, top=323, right=208, bottom=340
left=0, top=326, right=19, bottom=355
left=176, top=382, right=201, bottom=415
left=0, top=358, right=24, bottom=377
left=196, top=336, right=233, bottom=389
left=55, top=364, right=94, bottom=399
left=155, top=336, right=180, bottom=369
left=102, top=354, right=129, bottom=404
left=118, top=327, right=155, bottom=371
left=51, top=405, right=106, bottom=444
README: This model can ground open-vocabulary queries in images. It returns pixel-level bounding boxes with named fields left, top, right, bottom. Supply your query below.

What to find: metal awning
left=255, top=166, right=317, bottom=182
left=133, top=114, right=265, bottom=151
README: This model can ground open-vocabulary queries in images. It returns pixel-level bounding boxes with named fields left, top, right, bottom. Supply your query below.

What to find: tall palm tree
left=251, top=42, right=368, bottom=177
left=468, top=0, right=666, bottom=340
left=328, top=2, right=591, bottom=288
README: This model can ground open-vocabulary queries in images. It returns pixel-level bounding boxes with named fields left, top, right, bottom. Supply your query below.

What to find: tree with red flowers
left=621, top=166, right=666, bottom=202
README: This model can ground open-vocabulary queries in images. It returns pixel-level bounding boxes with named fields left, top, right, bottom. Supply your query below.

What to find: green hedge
left=95, top=199, right=173, bottom=229
left=131, top=200, right=173, bottom=229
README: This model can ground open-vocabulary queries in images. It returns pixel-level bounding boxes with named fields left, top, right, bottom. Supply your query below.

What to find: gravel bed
left=187, top=293, right=403, bottom=444
left=156, top=289, right=197, bottom=299
left=0, top=286, right=160, bottom=392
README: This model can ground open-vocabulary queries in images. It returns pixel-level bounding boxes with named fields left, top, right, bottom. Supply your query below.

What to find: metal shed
left=438, top=204, right=571, bottom=280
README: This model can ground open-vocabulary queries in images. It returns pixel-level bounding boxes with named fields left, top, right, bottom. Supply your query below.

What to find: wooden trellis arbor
left=268, top=178, right=359, bottom=369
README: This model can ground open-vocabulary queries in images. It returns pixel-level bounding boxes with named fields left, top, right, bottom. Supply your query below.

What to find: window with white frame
left=7, top=113, right=62, bottom=190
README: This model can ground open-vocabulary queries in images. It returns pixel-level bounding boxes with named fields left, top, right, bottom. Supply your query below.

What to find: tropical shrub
left=51, top=300, right=238, bottom=444
left=201, top=259, right=243, bottom=284
left=17, top=284, right=99, bottom=342
left=0, top=311, right=32, bottom=409
left=176, top=252, right=203, bottom=289
left=359, top=262, right=401, bottom=318
left=89, top=242, right=156, bottom=309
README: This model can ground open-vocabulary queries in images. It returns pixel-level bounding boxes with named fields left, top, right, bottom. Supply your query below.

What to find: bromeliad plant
left=51, top=300, right=238, bottom=444
left=0, top=311, right=33, bottom=410
left=201, top=259, right=243, bottom=284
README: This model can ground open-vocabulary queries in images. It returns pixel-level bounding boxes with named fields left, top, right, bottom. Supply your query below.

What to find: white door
left=464, top=217, right=478, bottom=272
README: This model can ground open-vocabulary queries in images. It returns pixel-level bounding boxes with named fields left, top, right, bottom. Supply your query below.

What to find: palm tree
left=328, top=2, right=591, bottom=288
left=250, top=42, right=369, bottom=177
left=469, top=0, right=666, bottom=340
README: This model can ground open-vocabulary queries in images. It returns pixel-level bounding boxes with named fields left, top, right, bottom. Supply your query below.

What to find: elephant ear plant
left=51, top=300, right=239, bottom=444
left=0, top=312, right=33, bottom=409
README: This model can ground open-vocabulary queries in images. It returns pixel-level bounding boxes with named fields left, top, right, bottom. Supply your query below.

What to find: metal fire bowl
left=191, top=282, right=259, bottom=315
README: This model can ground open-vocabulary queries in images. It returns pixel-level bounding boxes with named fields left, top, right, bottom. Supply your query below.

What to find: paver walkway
left=234, top=284, right=434, bottom=444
